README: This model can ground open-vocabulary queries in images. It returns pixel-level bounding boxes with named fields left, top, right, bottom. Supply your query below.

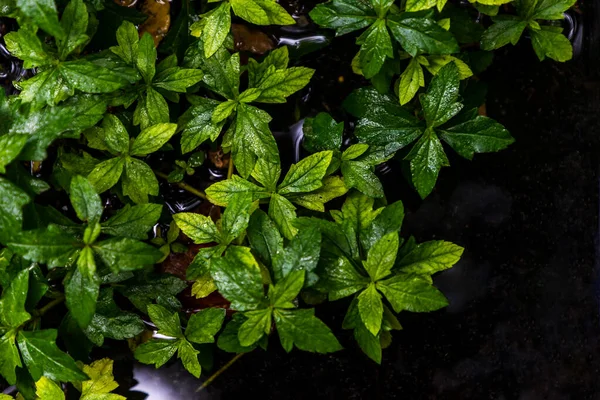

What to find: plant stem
left=36, top=294, right=65, bottom=317
left=196, top=353, right=245, bottom=392
left=227, top=158, right=234, bottom=179
left=155, top=170, right=208, bottom=200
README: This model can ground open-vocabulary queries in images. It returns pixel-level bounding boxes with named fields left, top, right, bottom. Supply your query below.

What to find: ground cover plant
left=0, top=0, right=575, bottom=396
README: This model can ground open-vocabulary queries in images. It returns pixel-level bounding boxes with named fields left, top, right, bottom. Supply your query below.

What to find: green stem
left=227, top=158, right=234, bottom=179
left=196, top=352, right=245, bottom=392
left=155, top=170, right=208, bottom=200
left=36, top=294, right=65, bottom=317
left=25, top=294, right=65, bottom=329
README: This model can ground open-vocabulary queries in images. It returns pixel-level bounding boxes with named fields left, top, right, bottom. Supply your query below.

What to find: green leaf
left=7, top=225, right=78, bottom=268
left=118, top=274, right=186, bottom=313
left=16, top=0, right=64, bottom=39
left=93, top=237, right=162, bottom=271
left=217, top=313, right=259, bottom=353
left=153, top=67, right=204, bottom=93
left=337, top=191, right=381, bottom=236
left=251, top=157, right=281, bottom=192
left=0, top=331, right=21, bottom=385
left=386, top=13, right=459, bottom=57
left=185, top=308, right=226, bottom=344
left=269, top=193, right=298, bottom=240
left=178, top=97, right=224, bottom=153
left=201, top=2, right=232, bottom=58
left=13, top=94, right=108, bottom=160
left=101, top=203, right=162, bottom=240
left=65, top=248, right=100, bottom=328
left=211, top=246, right=265, bottom=311
left=190, top=274, right=217, bottom=299
left=247, top=210, right=283, bottom=268
left=302, top=112, right=344, bottom=153
left=221, top=193, right=253, bottom=243
left=0, top=135, right=28, bottom=174
left=248, top=46, right=290, bottom=87
left=17, top=329, right=88, bottom=382
left=206, top=175, right=271, bottom=207
left=122, top=158, right=159, bottom=204
left=361, top=200, right=404, bottom=250
left=377, top=274, right=448, bottom=312
left=270, top=269, right=305, bottom=308
left=238, top=88, right=262, bottom=103
left=274, top=308, right=342, bottom=353
left=341, top=160, right=384, bottom=198
left=60, top=60, right=132, bottom=93
left=212, top=100, right=237, bottom=124
left=101, top=115, right=130, bottom=155
left=177, top=339, right=201, bottom=378
left=342, top=144, right=369, bottom=161
left=292, top=176, right=349, bottom=212
left=308, top=0, right=376, bottom=36
left=342, top=298, right=382, bottom=363
left=272, top=225, right=321, bottom=284
left=232, top=104, right=279, bottom=178
left=173, top=213, right=219, bottom=244
left=370, top=0, right=394, bottom=16
left=35, top=376, right=65, bottom=400
left=343, top=87, right=422, bottom=148
left=405, top=129, right=449, bottom=198
left=530, top=26, right=572, bottom=62
left=278, top=151, right=332, bottom=195
left=83, top=288, right=145, bottom=345
left=363, top=232, right=399, bottom=281
left=3, top=28, right=52, bottom=69
left=0, top=269, right=30, bottom=328
left=147, top=304, right=182, bottom=337
left=79, top=358, right=125, bottom=400
left=0, top=178, right=30, bottom=244
left=528, top=0, right=576, bottom=20
left=480, top=16, right=527, bottom=50
left=357, top=284, right=383, bottom=335
left=134, top=339, right=178, bottom=368
left=69, top=175, right=102, bottom=224
left=184, top=42, right=239, bottom=99
left=395, top=240, right=463, bottom=274
left=238, top=308, right=271, bottom=346
left=357, top=19, right=393, bottom=79
left=136, top=32, right=157, bottom=82
left=438, top=115, right=514, bottom=160
left=110, top=21, right=139, bottom=65
left=405, top=0, right=437, bottom=12
left=187, top=247, right=223, bottom=280
left=354, top=322, right=382, bottom=363
left=134, top=88, right=170, bottom=130
left=58, top=0, right=89, bottom=59
left=399, top=57, right=425, bottom=105
left=320, top=253, right=369, bottom=300
left=420, top=62, right=462, bottom=128
left=254, top=67, right=315, bottom=103
left=230, top=0, right=295, bottom=25
left=130, top=123, right=178, bottom=156
left=87, top=157, right=125, bottom=194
